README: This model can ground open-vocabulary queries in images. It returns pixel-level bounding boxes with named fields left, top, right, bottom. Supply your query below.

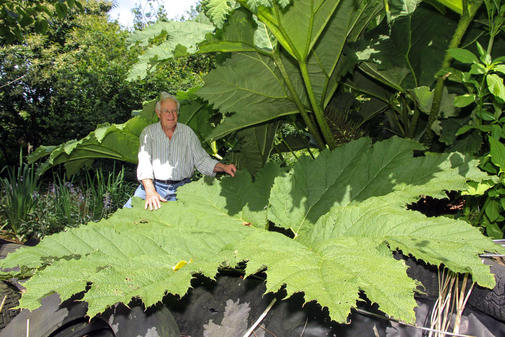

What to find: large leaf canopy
left=198, top=0, right=383, bottom=142
left=3, top=137, right=503, bottom=323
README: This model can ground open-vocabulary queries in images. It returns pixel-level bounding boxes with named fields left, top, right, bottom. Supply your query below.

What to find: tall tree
left=0, top=0, right=83, bottom=45
left=0, top=0, right=213, bottom=166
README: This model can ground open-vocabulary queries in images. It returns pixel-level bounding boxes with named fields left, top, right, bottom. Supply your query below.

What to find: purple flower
left=103, top=192, right=112, bottom=210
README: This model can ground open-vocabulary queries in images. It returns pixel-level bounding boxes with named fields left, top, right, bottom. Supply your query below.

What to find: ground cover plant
left=0, top=158, right=39, bottom=241
left=0, top=165, right=135, bottom=242
left=2, top=137, right=504, bottom=323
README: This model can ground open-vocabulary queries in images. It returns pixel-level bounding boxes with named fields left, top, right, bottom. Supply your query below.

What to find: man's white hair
left=155, top=92, right=180, bottom=113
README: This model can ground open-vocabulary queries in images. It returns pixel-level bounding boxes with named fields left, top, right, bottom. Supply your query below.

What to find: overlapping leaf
left=127, top=20, right=214, bottom=80
left=355, top=6, right=456, bottom=91
left=0, top=171, right=276, bottom=317
left=255, top=0, right=341, bottom=60
left=198, top=0, right=383, bottom=142
left=27, top=100, right=158, bottom=176
left=227, top=122, right=280, bottom=175
left=197, top=52, right=300, bottom=140
left=3, top=137, right=503, bottom=324
left=205, top=0, right=291, bottom=28
left=268, top=137, right=488, bottom=236
left=198, top=8, right=274, bottom=53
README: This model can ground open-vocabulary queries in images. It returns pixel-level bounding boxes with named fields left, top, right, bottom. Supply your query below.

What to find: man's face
left=157, top=99, right=178, bottom=130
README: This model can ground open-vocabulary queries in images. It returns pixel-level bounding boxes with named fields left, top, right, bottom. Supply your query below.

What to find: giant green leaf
left=253, top=0, right=382, bottom=107
left=3, top=138, right=502, bottom=324
left=198, top=52, right=299, bottom=140
left=268, top=137, right=488, bottom=236
left=256, top=0, right=341, bottom=60
left=28, top=100, right=158, bottom=176
left=356, top=6, right=456, bottom=91
left=127, top=20, right=214, bottom=80
left=306, top=0, right=383, bottom=107
left=227, top=121, right=280, bottom=175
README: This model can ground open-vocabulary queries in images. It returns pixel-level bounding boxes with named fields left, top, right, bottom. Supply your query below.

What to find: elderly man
left=125, top=92, right=236, bottom=210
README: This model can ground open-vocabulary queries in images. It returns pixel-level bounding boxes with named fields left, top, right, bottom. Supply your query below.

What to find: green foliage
left=462, top=136, right=505, bottom=238
left=351, top=5, right=458, bottom=138
left=446, top=44, right=505, bottom=140
left=28, top=100, right=158, bottom=176
left=198, top=0, right=384, bottom=149
left=205, top=0, right=292, bottom=28
left=0, top=0, right=214, bottom=167
left=127, top=20, right=215, bottom=80
left=198, top=52, right=300, bottom=139
left=357, top=6, right=455, bottom=90
left=0, top=2, right=135, bottom=166
left=0, top=158, right=40, bottom=240
left=226, top=121, right=280, bottom=175
left=438, top=0, right=505, bottom=237
left=2, top=137, right=502, bottom=324
left=126, top=0, right=384, bottom=149
left=0, top=166, right=136, bottom=242
left=0, top=0, right=83, bottom=44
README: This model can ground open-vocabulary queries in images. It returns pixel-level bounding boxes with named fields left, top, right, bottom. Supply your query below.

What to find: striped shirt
left=137, top=122, right=218, bottom=181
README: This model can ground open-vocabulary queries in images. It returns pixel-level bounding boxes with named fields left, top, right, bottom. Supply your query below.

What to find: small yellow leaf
left=172, top=258, right=192, bottom=271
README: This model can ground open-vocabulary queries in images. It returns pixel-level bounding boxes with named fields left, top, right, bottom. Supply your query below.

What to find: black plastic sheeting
left=0, top=293, right=180, bottom=337
left=167, top=274, right=505, bottom=337
left=1, top=272, right=504, bottom=336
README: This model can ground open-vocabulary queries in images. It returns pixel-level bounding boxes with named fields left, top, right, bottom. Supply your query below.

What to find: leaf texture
left=198, top=52, right=299, bottom=140
left=356, top=6, right=455, bottom=90
left=3, top=137, right=503, bottom=324
left=127, top=20, right=214, bottom=80
left=268, top=137, right=488, bottom=236
left=27, top=100, right=158, bottom=176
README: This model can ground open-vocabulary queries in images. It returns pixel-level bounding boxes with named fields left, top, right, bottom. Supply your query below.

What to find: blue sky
left=108, top=0, right=200, bottom=28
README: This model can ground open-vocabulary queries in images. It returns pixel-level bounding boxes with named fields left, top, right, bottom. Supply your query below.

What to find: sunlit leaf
left=2, top=138, right=502, bottom=324
left=487, top=74, right=505, bottom=101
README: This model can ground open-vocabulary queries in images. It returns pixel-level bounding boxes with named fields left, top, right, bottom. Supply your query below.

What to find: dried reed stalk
left=428, top=267, right=475, bottom=337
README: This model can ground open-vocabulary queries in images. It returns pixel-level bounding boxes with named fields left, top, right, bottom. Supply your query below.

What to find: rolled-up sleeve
left=190, top=131, right=218, bottom=177
left=137, top=127, right=154, bottom=181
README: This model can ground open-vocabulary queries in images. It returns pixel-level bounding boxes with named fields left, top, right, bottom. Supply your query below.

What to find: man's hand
left=214, top=162, right=237, bottom=177
left=145, top=191, right=167, bottom=210
left=142, top=179, right=166, bottom=210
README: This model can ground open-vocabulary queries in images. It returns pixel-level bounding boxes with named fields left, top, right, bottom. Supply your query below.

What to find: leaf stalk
left=426, top=0, right=483, bottom=144
left=272, top=51, right=326, bottom=149
left=299, top=61, right=336, bottom=149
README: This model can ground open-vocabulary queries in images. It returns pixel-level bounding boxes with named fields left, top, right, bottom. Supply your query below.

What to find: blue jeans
left=123, top=178, right=191, bottom=208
